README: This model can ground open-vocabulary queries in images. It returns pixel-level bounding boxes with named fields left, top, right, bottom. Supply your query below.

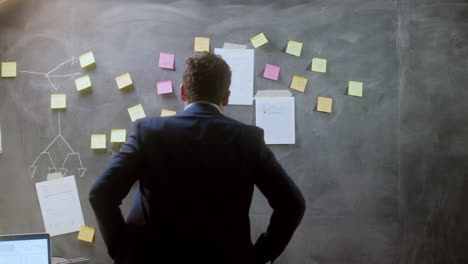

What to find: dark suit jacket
left=89, top=103, right=305, bottom=264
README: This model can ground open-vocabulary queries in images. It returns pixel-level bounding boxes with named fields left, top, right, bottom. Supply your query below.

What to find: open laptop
left=0, top=233, right=51, bottom=264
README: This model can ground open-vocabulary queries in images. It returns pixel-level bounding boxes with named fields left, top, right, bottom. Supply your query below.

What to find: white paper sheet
left=36, top=176, right=85, bottom=237
left=214, top=48, right=254, bottom=105
left=256, top=97, right=295, bottom=145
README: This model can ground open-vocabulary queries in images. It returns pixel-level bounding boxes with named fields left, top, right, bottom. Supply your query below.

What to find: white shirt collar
left=184, top=101, right=223, bottom=113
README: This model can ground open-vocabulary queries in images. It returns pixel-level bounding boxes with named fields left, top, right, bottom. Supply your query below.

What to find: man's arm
left=253, top=130, right=306, bottom=263
left=89, top=120, right=144, bottom=259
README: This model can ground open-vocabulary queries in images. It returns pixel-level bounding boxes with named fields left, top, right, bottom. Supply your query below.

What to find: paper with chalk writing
left=36, top=176, right=85, bottom=236
left=256, top=96, right=295, bottom=145
left=214, top=48, right=254, bottom=105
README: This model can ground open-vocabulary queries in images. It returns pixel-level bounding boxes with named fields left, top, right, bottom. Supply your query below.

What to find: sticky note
left=223, top=43, right=247, bottom=49
left=1, top=62, right=17, bottom=77
left=47, top=172, right=63, bottom=181
left=91, top=134, right=106, bottom=150
left=161, top=109, right=176, bottom=117
left=290, top=75, right=308, bottom=92
left=348, top=81, right=363, bottom=97
left=51, top=94, right=66, bottom=110
left=110, top=129, right=127, bottom=143
left=128, top=104, right=146, bottom=122
left=79, top=51, right=96, bottom=69
left=115, top=72, right=133, bottom=90
left=159, top=53, right=175, bottom=69
left=263, top=64, right=280, bottom=80
left=156, top=80, right=173, bottom=94
left=194, top=37, right=210, bottom=52
left=74, top=75, right=92, bottom=92
left=286, top=41, right=303, bottom=57
left=78, top=226, right=95, bottom=243
left=317, top=96, right=333, bottom=113
left=250, top=33, right=269, bottom=48
left=311, top=58, right=327, bottom=73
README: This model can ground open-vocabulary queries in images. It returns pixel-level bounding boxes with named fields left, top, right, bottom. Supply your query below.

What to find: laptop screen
left=0, top=233, right=50, bottom=264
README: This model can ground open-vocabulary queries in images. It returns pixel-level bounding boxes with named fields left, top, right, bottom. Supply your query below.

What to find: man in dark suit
left=89, top=52, right=305, bottom=264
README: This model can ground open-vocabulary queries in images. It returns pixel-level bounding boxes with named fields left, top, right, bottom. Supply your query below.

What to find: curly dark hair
left=183, top=52, right=231, bottom=104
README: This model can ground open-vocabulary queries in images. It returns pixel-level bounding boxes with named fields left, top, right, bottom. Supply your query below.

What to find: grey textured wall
left=398, top=1, right=468, bottom=263
left=0, top=0, right=466, bottom=263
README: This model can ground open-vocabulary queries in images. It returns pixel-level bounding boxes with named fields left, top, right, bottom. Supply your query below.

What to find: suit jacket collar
left=182, top=102, right=223, bottom=116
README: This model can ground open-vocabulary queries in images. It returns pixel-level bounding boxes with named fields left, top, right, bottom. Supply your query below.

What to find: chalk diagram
left=22, top=56, right=87, bottom=178
left=19, top=56, right=81, bottom=93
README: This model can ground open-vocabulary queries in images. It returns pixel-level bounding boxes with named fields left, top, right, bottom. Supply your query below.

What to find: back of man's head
left=183, top=52, right=231, bottom=105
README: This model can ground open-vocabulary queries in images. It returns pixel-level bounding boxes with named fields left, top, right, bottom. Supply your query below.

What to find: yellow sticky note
left=78, top=226, right=95, bottom=243
left=286, top=41, right=303, bottom=57
left=317, top=97, right=333, bottom=113
left=1, top=62, right=17, bottom=77
left=348, top=81, right=363, bottom=97
left=115, top=72, right=133, bottom=90
left=161, top=109, right=176, bottom=117
left=75, top=75, right=92, bottom=92
left=311, top=58, right=327, bottom=73
left=194, top=37, right=210, bottom=52
left=110, top=129, right=127, bottom=143
left=91, top=134, right=106, bottom=150
left=250, top=33, right=269, bottom=48
left=290, top=75, right=308, bottom=92
left=79, top=51, right=96, bottom=70
left=128, top=104, right=146, bottom=122
left=51, top=94, right=66, bottom=110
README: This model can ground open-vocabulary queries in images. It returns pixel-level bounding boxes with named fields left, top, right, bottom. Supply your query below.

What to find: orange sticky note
left=290, top=75, right=308, bottom=92
left=78, top=226, right=95, bottom=242
left=161, top=109, right=176, bottom=117
left=317, top=96, right=333, bottom=113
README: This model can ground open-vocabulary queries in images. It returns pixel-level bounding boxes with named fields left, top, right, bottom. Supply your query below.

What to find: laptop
left=0, top=233, right=51, bottom=264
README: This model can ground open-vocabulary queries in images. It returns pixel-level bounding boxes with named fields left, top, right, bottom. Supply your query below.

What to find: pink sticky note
left=159, top=53, right=175, bottom=69
left=263, top=64, right=280, bottom=80
left=157, top=80, right=173, bottom=94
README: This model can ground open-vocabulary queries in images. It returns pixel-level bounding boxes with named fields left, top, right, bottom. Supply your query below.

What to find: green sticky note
left=1, top=62, right=17, bottom=77
left=51, top=94, right=66, bottom=110
left=311, top=58, right=327, bottom=73
left=128, top=104, right=146, bottom=122
left=115, top=72, right=133, bottom=90
left=348, top=81, right=363, bottom=97
left=79, top=51, right=96, bottom=69
left=250, top=33, right=269, bottom=48
left=91, top=134, right=106, bottom=150
left=285, top=41, right=303, bottom=57
left=75, top=75, right=92, bottom=92
left=110, top=129, right=127, bottom=143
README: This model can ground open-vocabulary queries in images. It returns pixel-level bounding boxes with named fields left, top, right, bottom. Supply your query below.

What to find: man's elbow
left=88, top=184, right=102, bottom=209
left=293, top=195, right=306, bottom=220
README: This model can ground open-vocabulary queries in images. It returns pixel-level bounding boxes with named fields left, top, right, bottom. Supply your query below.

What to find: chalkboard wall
left=0, top=0, right=466, bottom=263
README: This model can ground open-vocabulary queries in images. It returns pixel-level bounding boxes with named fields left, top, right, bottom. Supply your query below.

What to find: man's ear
left=222, top=90, right=230, bottom=107
left=180, top=84, right=186, bottom=102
